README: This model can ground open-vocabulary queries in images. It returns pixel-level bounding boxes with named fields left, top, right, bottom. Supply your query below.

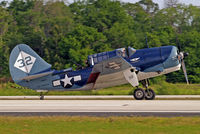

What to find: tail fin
left=9, top=44, right=51, bottom=83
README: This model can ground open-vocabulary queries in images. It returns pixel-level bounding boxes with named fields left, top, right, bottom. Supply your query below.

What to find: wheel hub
left=136, top=90, right=143, bottom=98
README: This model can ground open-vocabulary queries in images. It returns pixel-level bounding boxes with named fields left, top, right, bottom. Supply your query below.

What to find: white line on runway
left=0, top=95, right=200, bottom=100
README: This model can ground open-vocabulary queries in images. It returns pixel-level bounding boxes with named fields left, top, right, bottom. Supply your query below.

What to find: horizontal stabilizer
left=52, top=68, right=73, bottom=75
left=20, top=71, right=53, bottom=81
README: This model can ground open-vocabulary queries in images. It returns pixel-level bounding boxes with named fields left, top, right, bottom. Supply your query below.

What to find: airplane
left=9, top=44, right=189, bottom=100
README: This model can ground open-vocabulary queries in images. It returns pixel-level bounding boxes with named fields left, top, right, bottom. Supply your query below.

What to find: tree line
left=0, top=0, right=200, bottom=83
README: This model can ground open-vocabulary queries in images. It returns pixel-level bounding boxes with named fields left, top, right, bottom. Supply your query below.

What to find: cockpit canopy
left=88, top=47, right=136, bottom=66
left=128, top=47, right=136, bottom=57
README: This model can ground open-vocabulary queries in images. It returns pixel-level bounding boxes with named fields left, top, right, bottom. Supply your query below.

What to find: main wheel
left=133, top=88, right=145, bottom=100
left=145, top=89, right=155, bottom=100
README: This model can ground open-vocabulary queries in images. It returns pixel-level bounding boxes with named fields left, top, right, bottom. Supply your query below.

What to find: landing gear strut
left=133, top=79, right=155, bottom=100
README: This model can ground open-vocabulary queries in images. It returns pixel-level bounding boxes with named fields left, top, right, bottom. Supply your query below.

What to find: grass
left=0, top=116, right=200, bottom=134
left=0, top=81, right=200, bottom=96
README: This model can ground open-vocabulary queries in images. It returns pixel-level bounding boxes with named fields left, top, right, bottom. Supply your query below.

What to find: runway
left=0, top=100, right=200, bottom=116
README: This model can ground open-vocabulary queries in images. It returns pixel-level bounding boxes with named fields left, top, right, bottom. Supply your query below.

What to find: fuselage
left=93, top=45, right=180, bottom=89
left=17, top=45, right=180, bottom=91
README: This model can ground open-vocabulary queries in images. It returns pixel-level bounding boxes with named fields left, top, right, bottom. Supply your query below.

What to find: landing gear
left=133, top=79, right=156, bottom=100
left=37, top=90, right=48, bottom=100
left=40, top=92, right=44, bottom=100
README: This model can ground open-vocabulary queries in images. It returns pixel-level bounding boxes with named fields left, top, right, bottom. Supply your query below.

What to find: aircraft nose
left=161, top=46, right=180, bottom=69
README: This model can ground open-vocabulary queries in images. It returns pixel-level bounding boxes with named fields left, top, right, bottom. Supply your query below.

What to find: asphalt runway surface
left=0, top=100, right=200, bottom=117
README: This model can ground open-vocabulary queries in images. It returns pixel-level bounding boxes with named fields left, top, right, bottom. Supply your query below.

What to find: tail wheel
left=145, top=89, right=155, bottom=100
left=133, top=88, right=145, bottom=100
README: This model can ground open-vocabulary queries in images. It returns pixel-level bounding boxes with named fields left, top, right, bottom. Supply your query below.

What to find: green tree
left=70, top=0, right=130, bottom=32
left=104, top=22, right=138, bottom=48
left=59, top=25, right=109, bottom=68
left=146, top=26, right=176, bottom=47
left=0, top=6, right=12, bottom=76
left=0, top=0, right=199, bottom=84
left=6, top=0, right=74, bottom=70
left=123, top=0, right=159, bottom=49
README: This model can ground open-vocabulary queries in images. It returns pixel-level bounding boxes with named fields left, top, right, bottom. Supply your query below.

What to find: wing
left=91, top=56, right=139, bottom=88
left=92, top=56, right=131, bottom=74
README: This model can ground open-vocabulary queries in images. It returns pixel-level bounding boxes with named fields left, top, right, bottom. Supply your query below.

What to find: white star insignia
left=52, top=74, right=82, bottom=88
left=61, top=74, right=72, bottom=87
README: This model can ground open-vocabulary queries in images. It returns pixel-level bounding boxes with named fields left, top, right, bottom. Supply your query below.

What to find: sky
left=1, top=0, right=200, bottom=9
left=122, top=0, right=200, bottom=8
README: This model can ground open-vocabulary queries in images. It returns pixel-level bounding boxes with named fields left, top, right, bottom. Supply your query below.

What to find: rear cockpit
left=88, top=47, right=136, bottom=66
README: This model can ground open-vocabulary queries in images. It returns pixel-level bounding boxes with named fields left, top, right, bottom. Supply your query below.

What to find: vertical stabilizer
left=9, top=44, right=51, bottom=83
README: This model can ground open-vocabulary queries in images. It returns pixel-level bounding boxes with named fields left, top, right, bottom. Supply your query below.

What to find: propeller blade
left=181, top=59, right=189, bottom=85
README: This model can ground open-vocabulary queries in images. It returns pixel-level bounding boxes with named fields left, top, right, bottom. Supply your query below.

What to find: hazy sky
left=122, top=0, right=200, bottom=8
left=1, top=0, right=200, bottom=8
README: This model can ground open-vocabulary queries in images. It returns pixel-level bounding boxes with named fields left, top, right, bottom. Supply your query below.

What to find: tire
left=145, top=89, right=155, bottom=100
left=133, top=88, right=145, bottom=100
left=40, top=95, right=44, bottom=100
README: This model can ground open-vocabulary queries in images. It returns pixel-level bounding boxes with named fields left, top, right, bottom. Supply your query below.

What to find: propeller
left=178, top=51, right=189, bottom=85
left=176, top=35, right=189, bottom=84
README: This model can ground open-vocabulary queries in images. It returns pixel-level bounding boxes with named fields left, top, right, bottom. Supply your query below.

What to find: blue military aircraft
left=9, top=44, right=189, bottom=100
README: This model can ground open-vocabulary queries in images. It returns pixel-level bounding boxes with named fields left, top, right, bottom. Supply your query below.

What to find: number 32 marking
left=17, top=56, right=33, bottom=68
